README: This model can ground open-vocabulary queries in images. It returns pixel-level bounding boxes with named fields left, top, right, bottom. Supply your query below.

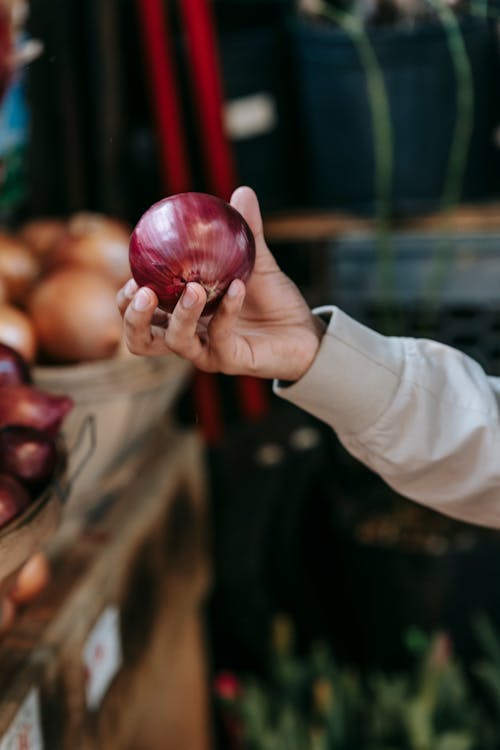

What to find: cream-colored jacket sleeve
left=274, top=306, right=500, bottom=529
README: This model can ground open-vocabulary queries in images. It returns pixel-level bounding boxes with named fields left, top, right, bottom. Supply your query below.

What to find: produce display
left=0, top=343, right=72, bottom=531
left=0, top=212, right=131, bottom=365
left=130, top=192, right=256, bottom=315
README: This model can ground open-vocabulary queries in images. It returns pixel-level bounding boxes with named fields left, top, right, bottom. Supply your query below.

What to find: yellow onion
left=50, top=211, right=132, bottom=289
left=29, top=267, right=123, bottom=363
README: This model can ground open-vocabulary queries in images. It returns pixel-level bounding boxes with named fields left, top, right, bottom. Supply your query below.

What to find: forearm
left=274, top=306, right=500, bottom=528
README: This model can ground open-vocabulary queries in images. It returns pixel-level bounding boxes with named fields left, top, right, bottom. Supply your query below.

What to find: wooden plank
left=263, top=202, right=500, bottom=244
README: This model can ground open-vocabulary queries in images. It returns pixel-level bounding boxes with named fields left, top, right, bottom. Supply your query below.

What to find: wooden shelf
left=0, top=430, right=212, bottom=750
left=263, top=202, right=500, bottom=244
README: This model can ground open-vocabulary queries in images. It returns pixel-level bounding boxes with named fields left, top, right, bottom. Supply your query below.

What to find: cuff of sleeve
left=273, top=306, right=405, bottom=436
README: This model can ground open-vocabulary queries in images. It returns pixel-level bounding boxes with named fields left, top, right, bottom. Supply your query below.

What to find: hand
left=117, top=187, right=324, bottom=382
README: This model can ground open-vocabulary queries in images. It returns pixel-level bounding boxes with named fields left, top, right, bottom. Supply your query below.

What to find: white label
left=83, top=606, right=122, bottom=711
left=224, top=92, right=277, bottom=141
left=0, top=688, right=43, bottom=750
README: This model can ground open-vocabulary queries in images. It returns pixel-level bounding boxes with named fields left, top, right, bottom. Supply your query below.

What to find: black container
left=291, top=15, right=499, bottom=215
left=218, top=23, right=301, bottom=211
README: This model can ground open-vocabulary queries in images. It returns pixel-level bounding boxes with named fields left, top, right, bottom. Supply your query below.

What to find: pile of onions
left=129, top=192, right=256, bottom=315
left=0, top=209, right=131, bottom=365
left=50, top=212, right=132, bottom=288
left=0, top=343, right=72, bottom=530
left=0, top=233, right=39, bottom=304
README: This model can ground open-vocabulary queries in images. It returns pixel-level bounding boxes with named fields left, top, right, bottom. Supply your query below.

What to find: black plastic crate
left=328, top=230, right=500, bottom=375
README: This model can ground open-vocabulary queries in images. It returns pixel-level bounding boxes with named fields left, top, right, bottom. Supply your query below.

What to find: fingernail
left=124, top=278, right=137, bottom=297
left=227, top=280, right=242, bottom=299
left=182, top=283, right=198, bottom=309
left=133, top=288, right=152, bottom=311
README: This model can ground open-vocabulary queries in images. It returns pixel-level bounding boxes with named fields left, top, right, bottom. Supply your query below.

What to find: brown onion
left=0, top=473, right=30, bottom=529
left=0, top=384, right=73, bottom=435
left=10, top=552, right=50, bottom=604
left=129, top=192, right=255, bottom=315
left=0, top=233, right=40, bottom=305
left=29, top=267, right=123, bottom=363
left=50, top=212, right=132, bottom=289
left=0, top=303, right=37, bottom=362
left=18, top=217, right=67, bottom=269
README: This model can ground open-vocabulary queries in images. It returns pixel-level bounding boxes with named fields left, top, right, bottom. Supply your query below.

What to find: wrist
left=280, top=313, right=326, bottom=385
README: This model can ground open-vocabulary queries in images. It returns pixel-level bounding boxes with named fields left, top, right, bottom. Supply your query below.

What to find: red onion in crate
left=0, top=426, right=58, bottom=495
left=0, top=343, right=32, bottom=386
left=0, top=473, right=30, bottom=528
left=129, top=192, right=255, bottom=315
left=0, top=385, right=73, bottom=435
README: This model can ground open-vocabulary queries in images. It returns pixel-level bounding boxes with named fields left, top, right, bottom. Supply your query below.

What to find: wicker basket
left=33, top=350, right=193, bottom=517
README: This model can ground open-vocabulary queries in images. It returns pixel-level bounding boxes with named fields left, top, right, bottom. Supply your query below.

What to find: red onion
left=0, top=426, right=58, bottom=495
left=129, top=192, right=256, bottom=315
left=0, top=474, right=30, bottom=529
left=0, top=385, right=73, bottom=436
left=0, top=343, right=32, bottom=386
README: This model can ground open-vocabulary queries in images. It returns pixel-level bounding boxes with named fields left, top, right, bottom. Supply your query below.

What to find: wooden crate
left=0, top=430, right=212, bottom=750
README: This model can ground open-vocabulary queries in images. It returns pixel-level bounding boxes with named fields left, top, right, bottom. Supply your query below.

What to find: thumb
left=230, top=186, right=278, bottom=274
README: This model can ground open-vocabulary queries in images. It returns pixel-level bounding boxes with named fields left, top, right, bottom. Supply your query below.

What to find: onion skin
left=0, top=474, right=30, bottom=529
left=19, top=217, right=67, bottom=269
left=0, top=233, right=40, bottom=305
left=0, top=342, right=32, bottom=386
left=0, top=425, right=58, bottom=494
left=50, top=212, right=132, bottom=289
left=129, top=192, right=256, bottom=315
left=0, top=385, right=73, bottom=436
left=29, top=267, right=123, bottom=363
left=0, top=303, right=37, bottom=362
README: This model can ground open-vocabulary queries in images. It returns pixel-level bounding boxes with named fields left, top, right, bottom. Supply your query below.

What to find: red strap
left=136, top=0, right=224, bottom=444
left=178, top=0, right=236, bottom=200
left=136, top=0, right=191, bottom=194
left=180, top=0, right=270, bottom=422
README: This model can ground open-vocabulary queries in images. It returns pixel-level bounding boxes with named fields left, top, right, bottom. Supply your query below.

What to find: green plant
left=214, top=614, right=500, bottom=749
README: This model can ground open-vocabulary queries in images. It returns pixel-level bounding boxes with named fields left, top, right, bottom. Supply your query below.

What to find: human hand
left=117, top=187, right=324, bottom=383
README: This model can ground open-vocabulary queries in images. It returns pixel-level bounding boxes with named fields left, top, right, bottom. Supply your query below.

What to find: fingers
left=121, top=286, right=168, bottom=355
left=164, top=283, right=208, bottom=364
left=230, top=186, right=279, bottom=275
left=207, top=280, right=246, bottom=363
left=116, top=278, right=138, bottom=316
left=165, top=281, right=247, bottom=373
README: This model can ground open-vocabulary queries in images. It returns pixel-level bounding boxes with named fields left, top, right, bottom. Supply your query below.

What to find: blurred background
left=3, top=0, right=500, bottom=748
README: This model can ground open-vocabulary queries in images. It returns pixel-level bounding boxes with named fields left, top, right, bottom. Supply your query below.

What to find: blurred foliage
left=214, top=613, right=500, bottom=750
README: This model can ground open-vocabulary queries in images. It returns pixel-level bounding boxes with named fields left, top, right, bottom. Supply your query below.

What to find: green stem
left=316, top=3, right=396, bottom=333
left=421, top=3, right=475, bottom=310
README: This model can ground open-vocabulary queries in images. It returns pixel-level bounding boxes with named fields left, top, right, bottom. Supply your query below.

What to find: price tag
left=0, top=688, right=43, bottom=750
left=224, top=92, right=277, bottom=141
left=83, top=606, right=122, bottom=711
